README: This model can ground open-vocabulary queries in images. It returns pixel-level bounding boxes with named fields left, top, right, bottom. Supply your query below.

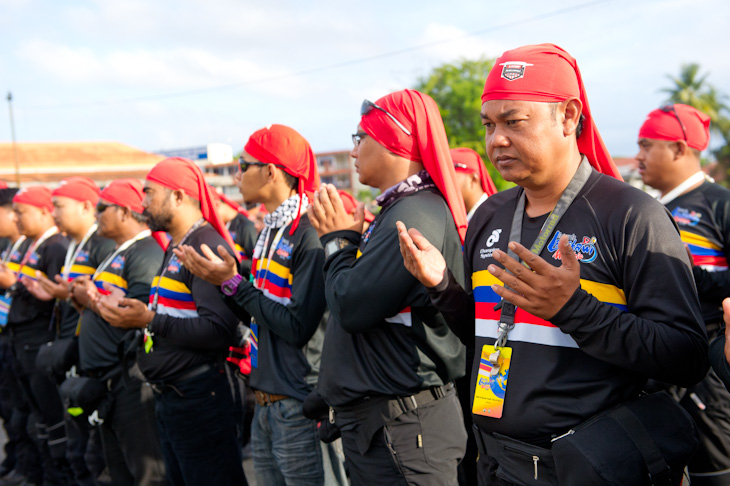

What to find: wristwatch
left=221, top=274, right=243, bottom=296
left=324, top=237, right=354, bottom=259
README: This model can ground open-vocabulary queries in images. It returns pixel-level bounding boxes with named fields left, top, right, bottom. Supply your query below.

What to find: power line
left=21, top=0, right=610, bottom=110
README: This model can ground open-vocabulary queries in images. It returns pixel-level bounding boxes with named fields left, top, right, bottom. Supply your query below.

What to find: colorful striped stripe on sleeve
left=149, top=275, right=198, bottom=318
left=680, top=230, right=728, bottom=271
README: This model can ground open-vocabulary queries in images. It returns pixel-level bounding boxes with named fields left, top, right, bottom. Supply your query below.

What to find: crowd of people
left=0, top=41, right=729, bottom=486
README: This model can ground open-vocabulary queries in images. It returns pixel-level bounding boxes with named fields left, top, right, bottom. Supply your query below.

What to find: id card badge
left=250, top=318, right=258, bottom=368
left=0, top=294, right=12, bottom=327
left=472, top=344, right=512, bottom=418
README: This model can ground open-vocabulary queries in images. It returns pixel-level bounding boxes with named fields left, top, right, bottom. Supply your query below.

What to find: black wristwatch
left=324, top=237, right=354, bottom=259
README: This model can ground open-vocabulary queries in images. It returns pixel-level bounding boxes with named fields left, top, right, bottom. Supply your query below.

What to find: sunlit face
left=0, top=206, right=18, bottom=239
left=235, top=152, right=269, bottom=205
left=636, top=138, right=676, bottom=192
left=349, top=125, right=402, bottom=191
left=142, top=181, right=174, bottom=233
left=13, top=202, right=44, bottom=238
left=52, top=196, right=85, bottom=234
left=481, top=100, right=568, bottom=190
left=95, top=199, right=120, bottom=239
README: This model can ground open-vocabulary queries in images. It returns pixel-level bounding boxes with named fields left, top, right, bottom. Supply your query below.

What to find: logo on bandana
left=110, top=255, right=125, bottom=270
left=75, top=250, right=89, bottom=263
left=547, top=231, right=598, bottom=263
left=671, top=207, right=701, bottom=227
left=276, top=239, right=293, bottom=260
left=500, top=61, right=534, bottom=81
left=166, top=257, right=181, bottom=274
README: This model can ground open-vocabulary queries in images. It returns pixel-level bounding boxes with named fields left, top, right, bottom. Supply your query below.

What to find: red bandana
left=100, top=178, right=145, bottom=214
left=450, top=148, right=497, bottom=196
left=360, top=89, right=468, bottom=243
left=52, top=176, right=100, bottom=206
left=13, top=186, right=53, bottom=212
left=244, top=124, right=320, bottom=235
left=338, top=190, right=375, bottom=223
left=482, top=43, right=621, bottom=180
left=146, top=157, right=238, bottom=259
left=639, top=104, right=711, bottom=151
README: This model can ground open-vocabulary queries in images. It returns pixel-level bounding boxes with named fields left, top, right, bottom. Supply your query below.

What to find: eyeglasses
left=352, top=132, right=367, bottom=146
left=238, top=157, right=286, bottom=173
left=660, top=104, right=688, bottom=142
left=361, top=99, right=412, bottom=136
left=96, top=201, right=117, bottom=213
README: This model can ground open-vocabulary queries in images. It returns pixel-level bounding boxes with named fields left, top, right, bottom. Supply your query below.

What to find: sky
left=1, top=0, right=729, bottom=159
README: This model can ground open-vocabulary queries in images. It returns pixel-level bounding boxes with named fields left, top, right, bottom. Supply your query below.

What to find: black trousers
left=99, top=374, right=167, bottom=486
left=338, top=390, right=467, bottom=486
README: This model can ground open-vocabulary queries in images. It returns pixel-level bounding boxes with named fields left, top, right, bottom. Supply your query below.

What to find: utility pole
left=7, top=92, right=21, bottom=187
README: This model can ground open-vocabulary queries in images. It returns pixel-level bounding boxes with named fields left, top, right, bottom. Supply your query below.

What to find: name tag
left=472, top=344, right=512, bottom=418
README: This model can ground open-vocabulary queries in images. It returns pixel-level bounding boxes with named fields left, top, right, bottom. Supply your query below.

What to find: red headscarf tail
left=450, top=147, right=497, bottom=196
left=244, top=125, right=320, bottom=235
left=13, top=186, right=54, bottom=212
left=152, top=231, right=171, bottom=251
left=146, top=157, right=239, bottom=261
left=52, top=177, right=101, bottom=206
left=639, top=104, right=711, bottom=151
left=482, top=44, right=621, bottom=180
left=360, top=89, right=468, bottom=243
left=100, top=178, right=145, bottom=214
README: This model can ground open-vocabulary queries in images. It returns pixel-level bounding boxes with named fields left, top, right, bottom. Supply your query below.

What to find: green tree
left=662, top=63, right=730, bottom=184
left=414, top=57, right=513, bottom=191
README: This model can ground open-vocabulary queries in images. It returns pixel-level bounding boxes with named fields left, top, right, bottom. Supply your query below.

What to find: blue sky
left=1, top=0, right=728, bottom=159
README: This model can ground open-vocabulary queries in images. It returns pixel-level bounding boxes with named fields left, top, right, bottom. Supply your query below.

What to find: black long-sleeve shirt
left=223, top=214, right=326, bottom=401
left=318, top=189, right=466, bottom=407
left=665, top=181, right=730, bottom=325
left=138, top=225, right=240, bottom=382
left=429, top=168, right=708, bottom=443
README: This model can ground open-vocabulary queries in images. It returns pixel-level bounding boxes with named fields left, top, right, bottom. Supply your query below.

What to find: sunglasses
left=96, top=201, right=118, bottom=213
left=660, top=104, right=688, bottom=142
left=238, top=158, right=287, bottom=173
left=361, top=99, right=412, bottom=136
left=352, top=132, right=367, bottom=146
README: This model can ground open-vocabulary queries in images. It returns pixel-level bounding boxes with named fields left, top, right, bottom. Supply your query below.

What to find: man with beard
left=96, top=159, right=247, bottom=485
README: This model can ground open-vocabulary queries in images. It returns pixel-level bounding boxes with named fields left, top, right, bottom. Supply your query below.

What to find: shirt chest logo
left=480, top=229, right=502, bottom=259
left=275, top=238, right=293, bottom=260
left=75, top=250, right=90, bottom=263
left=110, top=255, right=125, bottom=270
left=166, top=257, right=181, bottom=274
left=671, top=207, right=702, bottom=227
left=547, top=231, right=598, bottom=263
left=28, top=252, right=39, bottom=266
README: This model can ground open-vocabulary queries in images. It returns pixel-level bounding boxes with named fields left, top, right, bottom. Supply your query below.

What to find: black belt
left=149, top=362, right=217, bottom=389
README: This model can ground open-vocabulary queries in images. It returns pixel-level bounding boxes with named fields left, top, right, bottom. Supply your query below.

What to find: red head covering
left=100, top=178, right=145, bottom=214
left=13, top=186, right=53, bottom=212
left=360, top=89, right=468, bottom=243
left=146, top=157, right=238, bottom=259
left=639, top=104, right=711, bottom=151
left=481, top=43, right=621, bottom=180
left=0, top=181, right=8, bottom=189
left=337, top=190, right=375, bottom=223
left=450, top=148, right=498, bottom=196
left=52, top=176, right=100, bottom=206
left=243, top=124, right=320, bottom=235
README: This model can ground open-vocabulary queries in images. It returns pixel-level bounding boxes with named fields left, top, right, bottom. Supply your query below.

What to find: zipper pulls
left=533, top=455, right=539, bottom=480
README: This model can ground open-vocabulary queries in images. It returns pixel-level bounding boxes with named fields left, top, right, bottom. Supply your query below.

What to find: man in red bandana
left=451, top=147, right=497, bottom=222
left=308, top=89, right=468, bottom=485
left=213, top=187, right=257, bottom=275
left=399, top=44, right=708, bottom=485
left=175, top=125, right=334, bottom=485
left=638, top=104, right=730, bottom=484
left=96, top=158, right=247, bottom=485
left=2, top=186, right=75, bottom=483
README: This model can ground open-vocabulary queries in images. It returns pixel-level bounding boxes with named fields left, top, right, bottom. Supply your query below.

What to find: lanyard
left=494, top=157, right=592, bottom=349
left=62, top=224, right=97, bottom=281
left=92, top=230, right=151, bottom=280
left=253, top=226, right=286, bottom=291
left=150, top=218, right=205, bottom=311
left=2, top=236, right=26, bottom=265
left=18, top=226, right=58, bottom=276
left=658, top=171, right=708, bottom=205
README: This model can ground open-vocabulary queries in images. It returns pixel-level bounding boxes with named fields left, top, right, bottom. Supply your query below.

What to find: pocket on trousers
left=383, top=409, right=428, bottom=473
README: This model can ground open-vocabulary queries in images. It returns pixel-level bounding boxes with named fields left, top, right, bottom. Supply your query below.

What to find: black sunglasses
left=96, top=201, right=119, bottom=213
left=361, top=99, right=412, bottom=136
left=352, top=132, right=367, bottom=146
left=660, top=104, right=688, bottom=142
left=238, top=159, right=268, bottom=173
